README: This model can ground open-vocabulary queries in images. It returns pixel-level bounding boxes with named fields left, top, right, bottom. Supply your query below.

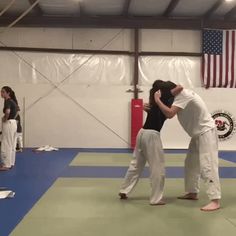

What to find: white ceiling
left=0, top=0, right=31, bottom=14
left=40, top=0, right=80, bottom=15
left=0, top=0, right=236, bottom=26
left=0, top=0, right=235, bottom=17
left=82, top=0, right=125, bottom=15
left=214, top=0, right=236, bottom=17
left=173, top=0, right=217, bottom=17
left=129, top=0, right=172, bottom=16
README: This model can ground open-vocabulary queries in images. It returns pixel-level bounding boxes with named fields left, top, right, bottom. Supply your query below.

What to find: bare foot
left=178, top=193, right=198, bottom=200
left=200, top=200, right=220, bottom=212
left=0, top=166, right=10, bottom=171
left=119, top=192, right=128, bottom=200
left=150, top=199, right=166, bottom=206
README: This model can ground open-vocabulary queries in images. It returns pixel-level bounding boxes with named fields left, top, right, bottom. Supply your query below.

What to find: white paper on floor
left=34, top=145, right=59, bottom=152
left=0, top=190, right=15, bottom=199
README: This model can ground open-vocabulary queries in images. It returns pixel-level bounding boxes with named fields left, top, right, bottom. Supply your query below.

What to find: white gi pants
left=185, top=128, right=221, bottom=200
left=0, top=119, right=17, bottom=168
left=120, top=129, right=165, bottom=204
left=16, top=132, right=23, bottom=149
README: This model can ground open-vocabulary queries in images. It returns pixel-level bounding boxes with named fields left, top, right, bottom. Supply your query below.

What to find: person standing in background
left=12, top=102, right=23, bottom=152
left=4, top=88, right=23, bottom=152
left=15, top=108, right=23, bottom=152
left=0, top=86, right=18, bottom=170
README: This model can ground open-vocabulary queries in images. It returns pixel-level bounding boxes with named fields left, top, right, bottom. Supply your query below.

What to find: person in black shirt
left=7, top=90, right=23, bottom=152
left=15, top=113, right=23, bottom=152
left=119, top=80, right=182, bottom=205
left=0, top=86, right=18, bottom=170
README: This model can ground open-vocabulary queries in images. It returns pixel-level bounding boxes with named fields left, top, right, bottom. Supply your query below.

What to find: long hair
left=2, top=86, right=18, bottom=105
left=149, top=80, right=177, bottom=107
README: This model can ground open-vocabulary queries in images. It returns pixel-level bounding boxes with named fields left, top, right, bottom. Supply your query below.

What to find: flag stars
left=203, top=30, right=223, bottom=55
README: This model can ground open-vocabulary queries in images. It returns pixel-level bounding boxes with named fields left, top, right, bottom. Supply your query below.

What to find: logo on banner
left=212, top=110, right=236, bottom=141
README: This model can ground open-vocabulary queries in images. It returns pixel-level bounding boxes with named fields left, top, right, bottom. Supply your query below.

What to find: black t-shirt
left=3, top=99, right=18, bottom=120
left=143, top=97, right=174, bottom=132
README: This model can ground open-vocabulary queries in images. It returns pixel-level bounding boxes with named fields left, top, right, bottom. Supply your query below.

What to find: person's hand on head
left=155, top=90, right=162, bottom=99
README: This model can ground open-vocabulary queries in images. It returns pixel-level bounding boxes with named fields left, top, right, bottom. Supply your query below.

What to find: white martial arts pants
left=0, top=119, right=17, bottom=168
left=120, top=129, right=165, bottom=204
left=185, top=128, right=221, bottom=200
left=16, top=132, right=23, bottom=149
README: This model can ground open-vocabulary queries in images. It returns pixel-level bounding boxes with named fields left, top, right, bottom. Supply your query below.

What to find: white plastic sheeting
left=0, top=51, right=203, bottom=87
left=0, top=51, right=133, bottom=85
left=139, top=56, right=202, bottom=88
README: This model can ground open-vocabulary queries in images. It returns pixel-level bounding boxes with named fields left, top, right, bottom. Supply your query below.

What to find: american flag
left=202, top=29, right=236, bottom=88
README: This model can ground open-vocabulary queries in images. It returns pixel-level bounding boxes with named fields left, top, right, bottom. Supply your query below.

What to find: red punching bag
left=131, top=99, right=143, bottom=149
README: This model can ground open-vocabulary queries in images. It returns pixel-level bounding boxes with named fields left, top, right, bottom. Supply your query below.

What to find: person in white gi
left=0, top=86, right=17, bottom=171
left=119, top=81, right=182, bottom=205
left=154, top=82, right=221, bottom=211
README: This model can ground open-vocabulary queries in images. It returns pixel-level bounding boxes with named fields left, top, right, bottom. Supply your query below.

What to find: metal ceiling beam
left=139, top=52, right=201, bottom=57
left=203, top=0, right=224, bottom=19
left=224, top=4, right=236, bottom=19
left=78, top=1, right=86, bottom=17
left=0, top=46, right=134, bottom=55
left=0, top=46, right=201, bottom=57
left=163, top=0, right=180, bottom=17
left=204, top=18, right=236, bottom=28
left=122, top=0, right=132, bottom=16
left=28, top=0, right=43, bottom=15
left=1, top=15, right=236, bottom=29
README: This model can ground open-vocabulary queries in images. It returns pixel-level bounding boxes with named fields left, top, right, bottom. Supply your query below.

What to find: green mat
left=69, top=152, right=236, bottom=167
left=11, top=178, right=236, bottom=236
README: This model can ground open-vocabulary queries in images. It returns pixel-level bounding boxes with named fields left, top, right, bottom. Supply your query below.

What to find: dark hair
left=152, top=80, right=165, bottom=90
left=149, top=80, right=177, bottom=107
left=2, top=86, right=18, bottom=105
left=160, top=81, right=177, bottom=101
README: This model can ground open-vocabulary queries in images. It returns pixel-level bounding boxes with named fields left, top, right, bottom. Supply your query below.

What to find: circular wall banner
left=212, top=110, right=236, bottom=141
